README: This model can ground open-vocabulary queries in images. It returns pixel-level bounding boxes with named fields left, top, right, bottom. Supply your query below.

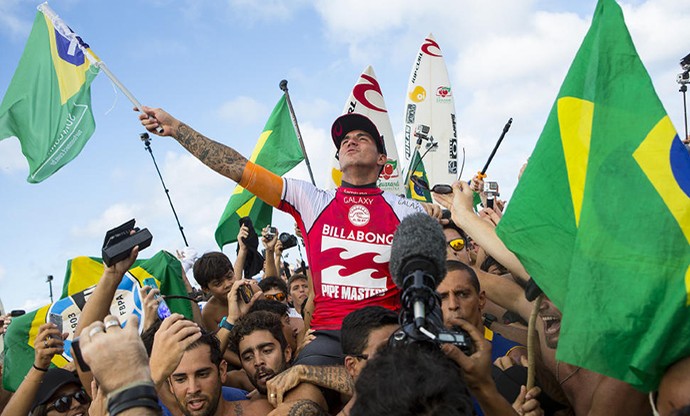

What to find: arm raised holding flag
left=138, top=103, right=438, bottom=366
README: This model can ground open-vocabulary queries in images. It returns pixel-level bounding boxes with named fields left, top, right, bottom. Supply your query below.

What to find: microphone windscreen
left=389, top=213, right=447, bottom=289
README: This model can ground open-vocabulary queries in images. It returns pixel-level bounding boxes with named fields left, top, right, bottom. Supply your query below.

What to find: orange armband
left=239, top=161, right=283, bottom=207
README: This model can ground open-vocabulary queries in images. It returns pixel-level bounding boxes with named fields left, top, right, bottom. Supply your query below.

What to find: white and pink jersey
left=279, top=179, right=424, bottom=330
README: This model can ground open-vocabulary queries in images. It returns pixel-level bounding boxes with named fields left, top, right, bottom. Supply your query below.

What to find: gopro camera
left=102, top=219, right=152, bottom=267
left=483, top=181, right=499, bottom=209
left=266, top=226, right=278, bottom=240
left=414, top=124, right=431, bottom=141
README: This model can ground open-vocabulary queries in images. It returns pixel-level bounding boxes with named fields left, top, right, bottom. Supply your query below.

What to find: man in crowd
left=139, top=108, right=438, bottom=365
left=434, top=180, right=652, bottom=415
left=228, top=311, right=327, bottom=414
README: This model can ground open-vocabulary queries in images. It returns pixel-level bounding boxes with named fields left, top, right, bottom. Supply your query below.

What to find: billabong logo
left=353, top=74, right=386, bottom=112
left=409, top=86, right=426, bottom=103
left=320, top=236, right=390, bottom=289
left=348, top=204, right=370, bottom=226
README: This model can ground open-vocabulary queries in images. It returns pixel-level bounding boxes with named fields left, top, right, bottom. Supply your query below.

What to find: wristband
left=107, top=382, right=160, bottom=416
left=32, top=364, right=49, bottom=372
left=219, top=316, right=234, bottom=331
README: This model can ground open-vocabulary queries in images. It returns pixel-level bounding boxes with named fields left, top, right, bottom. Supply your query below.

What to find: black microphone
left=390, top=213, right=447, bottom=329
left=389, top=213, right=447, bottom=289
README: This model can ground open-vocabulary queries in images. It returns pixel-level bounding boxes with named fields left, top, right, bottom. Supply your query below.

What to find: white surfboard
left=328, top=66, right=404, bottom=195
left=403, top=33, right=459, bottom=187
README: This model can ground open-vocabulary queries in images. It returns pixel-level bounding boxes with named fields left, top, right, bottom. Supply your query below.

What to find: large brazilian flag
left=496, top=0, right=690, bottom=391
left=0, top=4, right=100, bottom=183
left=214, top=95, right=303, bottom=247
left=2, top=251, right=192, bottom=392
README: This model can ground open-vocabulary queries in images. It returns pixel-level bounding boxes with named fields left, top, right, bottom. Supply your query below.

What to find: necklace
left=556, top=361, right=581, bottom=385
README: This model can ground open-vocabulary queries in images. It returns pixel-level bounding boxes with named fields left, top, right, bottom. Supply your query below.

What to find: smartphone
left=49, top=313, right=63, bottom=334
left=10, top=310, right=25, bottom=317
left=143, top=278, right=172, bottom=320
left=239, top=284, right=254, bottom=304
left=71, top=337, right=91, bottom=372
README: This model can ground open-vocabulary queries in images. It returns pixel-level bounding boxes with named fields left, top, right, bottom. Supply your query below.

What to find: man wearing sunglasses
left=30, top=369, right=90, bottom=416
left=140, top=108, right=439, bottom=367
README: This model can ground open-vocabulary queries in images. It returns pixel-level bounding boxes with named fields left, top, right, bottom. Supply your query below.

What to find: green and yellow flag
left=2, top=251, right=191, bottom=392
left=0, top=4, right=100, bottom=183
left=406, top=152, right=432, bottom=202
left=214, top=96, right=303, bottom=247
left=496, top=0, right=690, bottom=391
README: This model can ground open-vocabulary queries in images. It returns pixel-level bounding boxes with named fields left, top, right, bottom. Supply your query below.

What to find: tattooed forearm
left=175, top=122, right=248, bottom=182
left=287, top=399, right=327, bottom=416
left=302, top=365, right=354, bottom=396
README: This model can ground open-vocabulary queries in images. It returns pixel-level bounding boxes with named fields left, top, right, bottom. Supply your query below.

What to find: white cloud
left=226, top=0, right=309, bottom=22
left=0, top=0, right=31, bottom=40
left=0, top=139, right=28, bottom=173
left=217, top=96, right=269, bottom=125
left=71, top=204, right=140, bottom=239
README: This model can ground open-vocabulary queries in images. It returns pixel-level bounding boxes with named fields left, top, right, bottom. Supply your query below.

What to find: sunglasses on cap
left=265, top=292, right=287, bottom=302
left=46, top=389, right=90, bottom=413
left=410, top=175, right=453, bottom=194
left=448, top=238, right=465, bottom=251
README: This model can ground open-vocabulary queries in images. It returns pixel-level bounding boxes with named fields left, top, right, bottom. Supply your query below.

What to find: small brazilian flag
left=214, top=95, right=303, bottom=247
left=406, top=152, right=432, bottom=203
left=0, top=4, right=100, bottom=183
left=496, top=0, right=690, bottom=391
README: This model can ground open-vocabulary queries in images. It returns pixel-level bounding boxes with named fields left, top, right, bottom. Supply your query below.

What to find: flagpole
left=140, top=132, right=190, bottom=247
left=279, top=80, right=316, bottom=186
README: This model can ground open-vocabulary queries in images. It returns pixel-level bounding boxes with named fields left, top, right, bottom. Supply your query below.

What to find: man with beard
left=150, top=313, right=324, bottom=416
left=228, top=311, right=328, bottom=415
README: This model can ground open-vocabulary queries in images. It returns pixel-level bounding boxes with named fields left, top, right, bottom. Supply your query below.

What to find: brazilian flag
left=214, top=96, right=303, bottom=247
left=496, top=0, right=690, bottom=391
left=2, top=251, right=192, bottom=392
left=0, top=5, right=100, bottom=183
left=406, top=152, right=432, bottom=203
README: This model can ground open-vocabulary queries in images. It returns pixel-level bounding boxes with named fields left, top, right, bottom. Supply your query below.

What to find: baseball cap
left=331, top=113, right=386, bottom=155
left=31, top=368, right=82, bottom=411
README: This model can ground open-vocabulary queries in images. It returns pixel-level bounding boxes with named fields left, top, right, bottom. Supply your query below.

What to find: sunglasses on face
left=448, top=238, right=466, bottom=251
left=410, top=175, right=453, bottom=194
left=46, top=389, right=90, bottom=413
left=265, top=292, right=287, bottom=302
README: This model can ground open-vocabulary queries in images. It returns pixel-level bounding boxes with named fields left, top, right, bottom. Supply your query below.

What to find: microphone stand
left=140, top=133, right=189, bottom=247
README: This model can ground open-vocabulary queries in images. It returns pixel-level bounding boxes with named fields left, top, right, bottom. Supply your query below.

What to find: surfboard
left=403, top=33, right=459, bottom=187
left=328, top=66, right=404, bottom=195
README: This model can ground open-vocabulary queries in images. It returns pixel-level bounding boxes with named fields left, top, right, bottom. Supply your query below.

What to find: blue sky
left=1, top=0, right=688, bottom=312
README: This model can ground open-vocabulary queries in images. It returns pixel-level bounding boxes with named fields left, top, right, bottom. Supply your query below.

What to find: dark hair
left=248, top=299, right=289, bottom=317
left=186, top=331, right=223, bottom=367
left=445, top=260, right=480, bottom=293
left=442, top=219, right=467, bottom=240
left=287, top=273, right=308, bottom=288
left=258, top=276, right=288, bottom=295
left=350, top=343, right=472, bottom=416
left=480, top=255, right=508, bottom=275
left=140, top=318, right=163, bottom=357
left=228, top=311, right=287, bottom=355
left=193, top=252, right=233, bottom=289
left=341, top=306, right=398, bottom=356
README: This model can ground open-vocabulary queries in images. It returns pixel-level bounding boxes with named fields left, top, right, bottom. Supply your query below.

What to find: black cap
left=331, top=113, right=386, bottom=155
left=31, top=368, right=81, bottom=411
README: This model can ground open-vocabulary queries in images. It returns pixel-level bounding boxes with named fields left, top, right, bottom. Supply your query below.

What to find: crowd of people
left=0, top=109, right=688, bottom=416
